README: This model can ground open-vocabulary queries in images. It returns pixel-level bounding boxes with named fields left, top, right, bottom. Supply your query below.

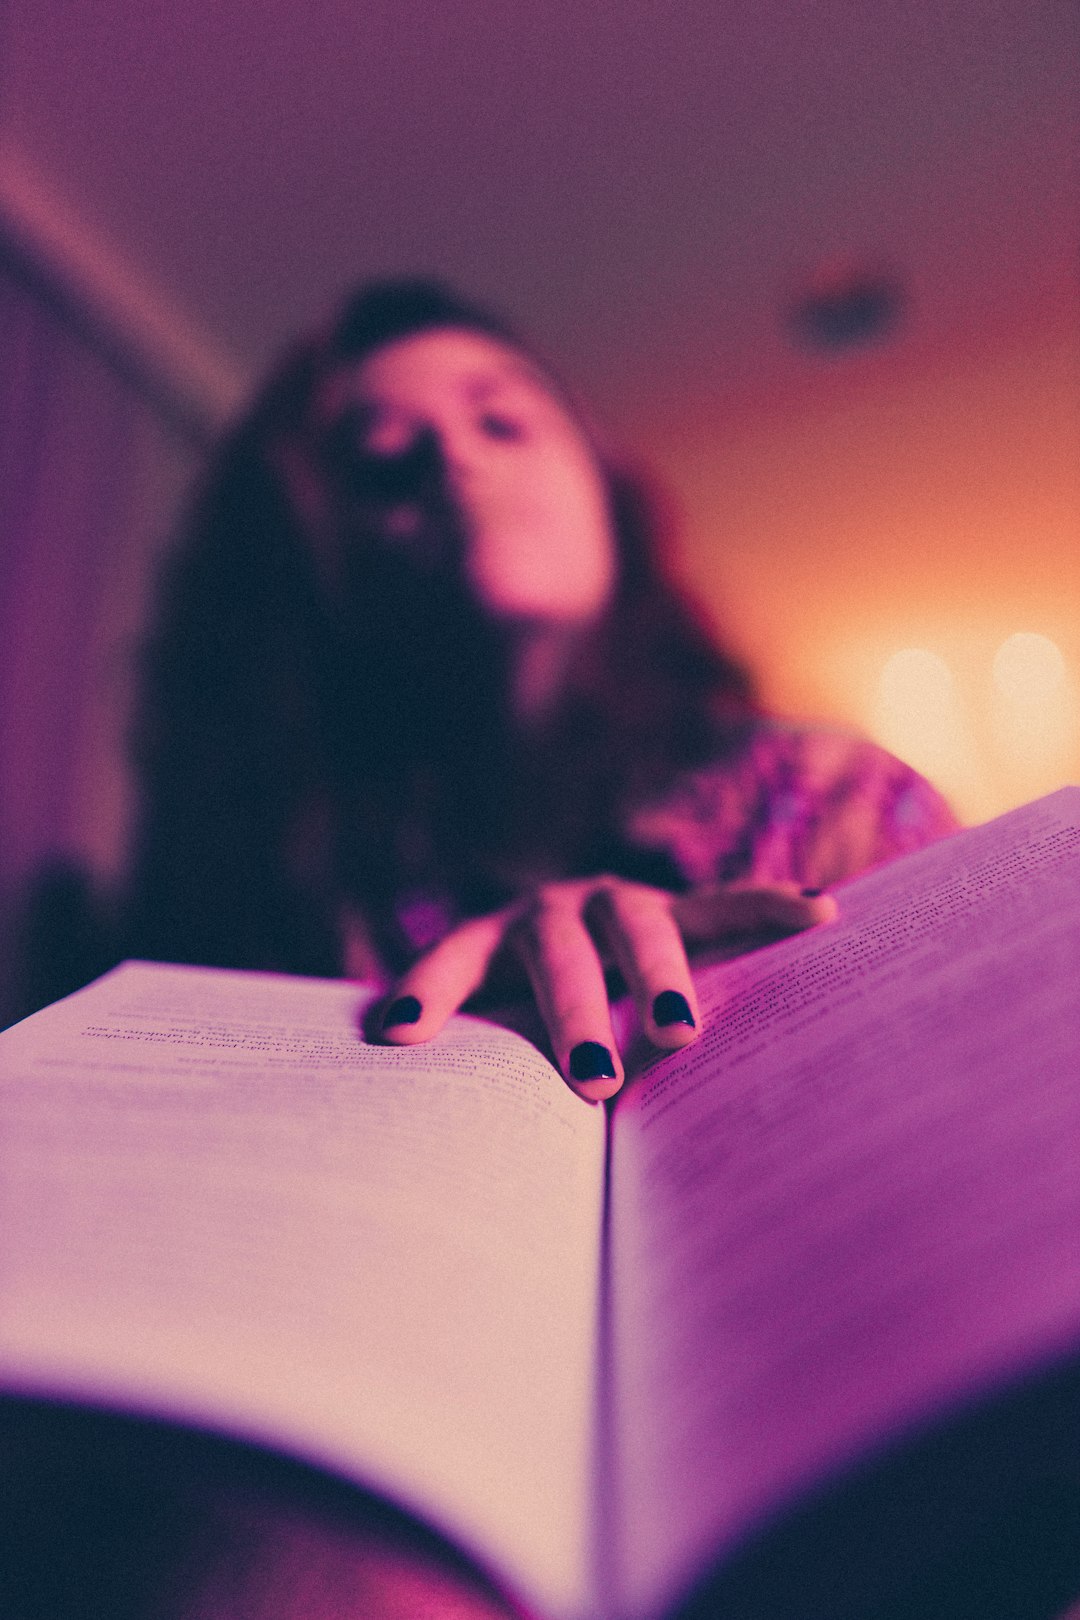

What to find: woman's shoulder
left=626, top=718, right=961, bottom=889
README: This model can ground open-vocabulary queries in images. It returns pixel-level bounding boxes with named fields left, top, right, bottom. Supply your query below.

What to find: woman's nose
left=430, top=421, right=480, bottom=485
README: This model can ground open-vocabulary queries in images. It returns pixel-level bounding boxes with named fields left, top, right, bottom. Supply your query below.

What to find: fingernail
left=801, top=887, right=823, bottom=898
left=381, top=995, right=422, bottom=1029
left=652, top=990, right=695, bottom=1029
left=569, top=1041, right=617, bottom=1081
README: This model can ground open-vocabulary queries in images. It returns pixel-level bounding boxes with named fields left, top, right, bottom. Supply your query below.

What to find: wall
left=0, top=264, right=199, bottom=1015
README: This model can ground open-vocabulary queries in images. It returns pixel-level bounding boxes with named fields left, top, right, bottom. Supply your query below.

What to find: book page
left=608, top=787, right=1080, bottom=1620
left=0, top=961, right=607, bottom=1620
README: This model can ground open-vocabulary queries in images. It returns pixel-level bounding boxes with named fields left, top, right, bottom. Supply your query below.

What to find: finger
left=509, top=891, right=624, bottom=1102
left=378, top=911, right=510, bottom=1044
left=586, top=882, right=700, bottom=1051
left=673, top=882, right=837, bottom=946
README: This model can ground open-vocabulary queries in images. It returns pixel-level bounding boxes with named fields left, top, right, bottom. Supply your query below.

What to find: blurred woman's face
left=323, top=328, right=617, bottom=627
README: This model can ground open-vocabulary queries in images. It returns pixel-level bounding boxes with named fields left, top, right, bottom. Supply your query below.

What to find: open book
left=2, top=788, right=1080, bottom=1619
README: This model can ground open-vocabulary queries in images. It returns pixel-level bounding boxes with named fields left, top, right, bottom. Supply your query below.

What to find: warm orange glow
left=992, top=632, right=1066, bottom=703
left=856, top=633, right=1080, bottom=825
left=989, top=633, right=1079, bottom=810
left=870, top=649, right=984, bottom=817
left=652, top=302, right=1080, bottom=830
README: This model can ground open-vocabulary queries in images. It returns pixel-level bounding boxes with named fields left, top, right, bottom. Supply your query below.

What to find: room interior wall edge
left=0, top=145, right=249, bottom=446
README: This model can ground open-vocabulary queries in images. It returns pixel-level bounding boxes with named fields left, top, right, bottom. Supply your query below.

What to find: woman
left=123, top=278, right=957, bottom=1100
left=12, top=280, right=963, bottom=1620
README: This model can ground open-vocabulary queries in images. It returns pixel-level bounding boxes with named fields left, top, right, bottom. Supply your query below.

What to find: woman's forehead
left=323, top=327, right=557, bottom=414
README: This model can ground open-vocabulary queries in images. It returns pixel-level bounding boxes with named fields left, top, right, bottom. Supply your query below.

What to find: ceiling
left=0, top=0, right=1074, bottom=427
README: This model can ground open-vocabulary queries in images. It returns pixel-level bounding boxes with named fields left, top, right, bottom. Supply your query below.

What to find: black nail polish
left=569, top=1041, right=617, bottom=1081
left=653, top=990, right=695, bottom=1029
left=801, top=887, right=823, bottom=898
left=381, top=995, right=422, bottom=1029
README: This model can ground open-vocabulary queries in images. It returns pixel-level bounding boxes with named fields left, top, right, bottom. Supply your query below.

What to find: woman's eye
left=478, top=411, right=526, bottom=442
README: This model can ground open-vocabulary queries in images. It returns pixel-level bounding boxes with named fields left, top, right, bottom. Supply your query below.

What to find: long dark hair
left=123, top=282, right=759, bottom=976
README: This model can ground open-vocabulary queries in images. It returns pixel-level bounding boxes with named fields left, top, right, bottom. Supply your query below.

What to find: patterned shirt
left=365, top=722, right=960, bottom=975
left=624, top=721, right=959, bottom=892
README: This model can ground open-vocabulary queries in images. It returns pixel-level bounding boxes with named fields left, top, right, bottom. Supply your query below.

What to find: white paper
left=609, top=788, right=1080, bottom=1619
left=0, top=961, right=607, bottom=1620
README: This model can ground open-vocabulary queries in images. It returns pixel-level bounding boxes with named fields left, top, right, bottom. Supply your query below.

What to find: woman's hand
left=377, top=877, right=836, bottom=1101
